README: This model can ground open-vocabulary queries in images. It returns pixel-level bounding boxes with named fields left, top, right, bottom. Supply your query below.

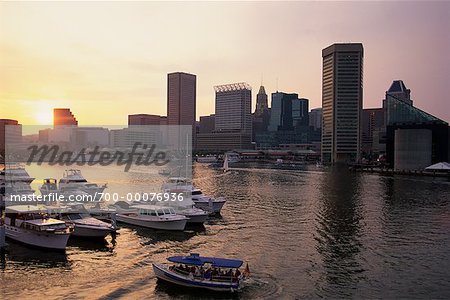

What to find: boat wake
left=239, top=272, right=283, bottom=299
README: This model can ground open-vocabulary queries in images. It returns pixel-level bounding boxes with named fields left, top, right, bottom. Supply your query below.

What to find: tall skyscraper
left=309, top=108, right=323, bottom=131
left=385, top=80, right=412, bottom=105
left=253, top=85, right=271, bottom=142
left=269, top=92, right=298, bottom=131
left=269, top=93, right=308, bottom=131
left=0, top=119, right=22, bottom=158
left=196, top=83, right=252, bottom=151
left=255, top=85, right=269, bottom=115
left=167, top=72, right=197, bottom=126
left=214, top=83, right=252, bottom=134
left=167, top=72, right=197, bottom=146
left=321, top=43, right=364, bottom=164
left=54, top=108, right=78, bottom=126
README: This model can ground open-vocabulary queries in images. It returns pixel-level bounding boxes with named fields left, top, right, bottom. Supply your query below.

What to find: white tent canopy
left=425, top=162, right=450, bottom=170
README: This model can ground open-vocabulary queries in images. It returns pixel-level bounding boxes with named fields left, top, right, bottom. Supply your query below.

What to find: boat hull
left=184, top=213, right=208, bottom=224
left=116, top=215, right=187, bottom=231
left=71, top=224, right=112, bottom=238
left=193, top=200, right=226, bottom=214
left=152, top=264, right=240, bottom=292
left=4, top=225, right=70, bottom=250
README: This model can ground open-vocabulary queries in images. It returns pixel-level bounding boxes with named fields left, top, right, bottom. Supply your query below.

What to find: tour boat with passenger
left=153, top=253, right=250, bottom=292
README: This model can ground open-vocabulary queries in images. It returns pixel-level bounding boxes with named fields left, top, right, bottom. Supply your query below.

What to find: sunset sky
left=1, top=1, right=449, bottom=125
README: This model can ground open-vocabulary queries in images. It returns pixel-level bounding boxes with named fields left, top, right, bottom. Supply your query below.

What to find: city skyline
left=1, top=2, right=449, bottom=125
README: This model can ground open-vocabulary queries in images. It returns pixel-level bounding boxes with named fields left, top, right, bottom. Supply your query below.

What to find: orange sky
left=1, top=1, right=449, bottom=125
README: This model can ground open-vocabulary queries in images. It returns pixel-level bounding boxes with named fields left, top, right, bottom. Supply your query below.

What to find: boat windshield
left=67, top=213, right=83, bottom=220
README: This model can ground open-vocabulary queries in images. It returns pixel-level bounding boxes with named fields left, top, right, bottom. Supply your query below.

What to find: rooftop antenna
left=276, top=77, right=279, bottom=92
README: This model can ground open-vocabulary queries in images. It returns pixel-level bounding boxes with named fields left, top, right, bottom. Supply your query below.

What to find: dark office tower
left=253, top=85, right=271, bottom=142
left=321, top=43, right=364, bottom=164
left=294, top=98, right=309, bottom=127
left=199, top=114, right=215, bottom=134
left=167, top=72, right=197, bottom=145
left=255, top=85, right=269, bottom=115
left=269, top=92, right=301, bottom=131
left=128, top=114, right=164, bottom=126
left=0, top=119, right=22, bottom=159
left=54, top=108, right=78, bottom=126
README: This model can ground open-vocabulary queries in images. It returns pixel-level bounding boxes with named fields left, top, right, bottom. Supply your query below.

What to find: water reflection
left=4, top=240, right=69, bottom=269
left=67, top=236, right=115, bottom=252
left=123, top=224, right=199, bottom=246
left=315, top=166, right=364, bottom=297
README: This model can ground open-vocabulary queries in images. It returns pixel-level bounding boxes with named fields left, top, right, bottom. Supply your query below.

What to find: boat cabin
left=131, top=205, right=177, bottom=217
left=5, top=205, right=71, bottom=233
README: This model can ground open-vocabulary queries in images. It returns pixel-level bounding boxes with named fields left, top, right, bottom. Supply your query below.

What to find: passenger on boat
left=188, top=271, right=194, bottom=280
left=204, top=269, right=212, bottom=280
left=226, top=269, right=233, bottom=277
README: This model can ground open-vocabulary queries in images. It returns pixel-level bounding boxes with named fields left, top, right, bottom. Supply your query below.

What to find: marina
left=1, top=162, right=450, bottom=298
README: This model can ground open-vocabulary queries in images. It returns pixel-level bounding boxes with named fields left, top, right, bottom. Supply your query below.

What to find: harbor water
left=1, top=163, right=450, bottom=299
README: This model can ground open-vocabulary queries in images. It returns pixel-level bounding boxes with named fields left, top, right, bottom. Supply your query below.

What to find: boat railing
left=171, top=266, right=237, bottom=282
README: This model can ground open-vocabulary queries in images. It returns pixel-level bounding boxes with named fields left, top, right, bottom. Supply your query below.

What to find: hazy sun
left=33, top=103, right=54, bottom=125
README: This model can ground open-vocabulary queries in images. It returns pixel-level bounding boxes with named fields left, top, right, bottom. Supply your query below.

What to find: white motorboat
left=162, top=178, right=226, bottom=214
left=2, top=166, right=37, bottom=205
left=4, top=205, right=73, bottom=250
left=224, top=152, right=240, bottom=163
left=176, top=207, right=208, bottom=224
left=60, top=212, right=114, bottom=238
left=191, top=188, right=226, bottom=214
left=2, top=164, right=35, bottom=184
left=86, top=203, right=117, bottom=222
left=135, top=196, right=209, bottom=225
left=59, top=169, right=106, bottom=200
left=40, top=178, right=92, bottom=205
left=116, top=204, right=188, bottom=231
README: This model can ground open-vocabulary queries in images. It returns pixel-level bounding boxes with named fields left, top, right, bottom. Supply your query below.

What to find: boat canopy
left=168, top=253, right=243, bottom=268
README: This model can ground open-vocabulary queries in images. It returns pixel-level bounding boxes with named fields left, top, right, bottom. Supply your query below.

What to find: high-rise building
left=361, top=108, right=385, bottom=157
left=252, top=85, right=271, bottom=142
left=215, top=83, right=252, bottom=134
left=0, top=119, right=22, bottom=159
left=383, top=83, right=449, bottom=170
left=269, top=92, right=298, bottom=131
left=385, top=80, right=412, bottom=106
left=294, top=98, right=309, bottom=128
left=255, top=85, right=269, bottom=115
left=321, top=43, right=364, bottom=164
left=54, top=108, right=78, bottom=126
left=196, top=83, right=252, bottom=151
left=309, top=108, right=323, bottom=142
left=167, top=72, right=196, bottom=146
left=199, top=114, right=215, bottom=134
left=309, top=108, right=323, bottom=130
